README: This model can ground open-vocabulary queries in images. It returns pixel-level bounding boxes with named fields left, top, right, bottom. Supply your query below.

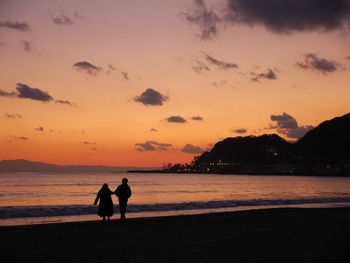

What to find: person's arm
left=127, top=186, right=132, bottom=198
left=114, top=186, right=120, bottom=197
left=94, top=193, right=100, bottom=205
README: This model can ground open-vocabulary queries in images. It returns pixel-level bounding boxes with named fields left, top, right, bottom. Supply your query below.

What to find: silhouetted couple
left=94, top=178, right=132, bottom=222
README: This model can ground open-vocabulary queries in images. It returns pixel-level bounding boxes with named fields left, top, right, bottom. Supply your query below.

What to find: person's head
left=122, top=178, right=128, bottom=184
left=102, top=183, right=108, bottom=189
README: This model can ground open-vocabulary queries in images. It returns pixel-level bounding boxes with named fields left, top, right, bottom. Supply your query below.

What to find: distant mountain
left=192, top=113, right=350, bottom=175
left=0, top=159, right=147, bottom=173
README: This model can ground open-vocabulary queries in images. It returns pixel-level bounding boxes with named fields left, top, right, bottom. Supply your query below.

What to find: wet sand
left=1, top=208, right=349, bottom=263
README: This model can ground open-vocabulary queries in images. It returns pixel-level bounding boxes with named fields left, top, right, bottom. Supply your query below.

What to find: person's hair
left=122, top=178, right=128, bottom=184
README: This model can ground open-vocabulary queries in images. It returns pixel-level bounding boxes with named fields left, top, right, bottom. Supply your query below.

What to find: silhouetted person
left=94, top=183, right=114, bottom=221
left=114, top=178, right=132, bottom=222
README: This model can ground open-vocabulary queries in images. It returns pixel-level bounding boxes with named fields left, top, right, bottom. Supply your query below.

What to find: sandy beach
left=1, top=207, right=349, bottom=263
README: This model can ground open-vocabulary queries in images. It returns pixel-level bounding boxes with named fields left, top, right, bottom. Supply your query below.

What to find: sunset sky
left=1, top=0, right=350, bottom=167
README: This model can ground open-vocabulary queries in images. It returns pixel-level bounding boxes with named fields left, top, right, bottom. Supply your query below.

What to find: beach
left=1, top=207, right=349, bottom=263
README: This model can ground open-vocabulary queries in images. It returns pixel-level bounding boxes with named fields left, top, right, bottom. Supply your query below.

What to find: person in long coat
left=114, top=178, right=132, bottom=222
left=94, top=183, right=114, bottom=221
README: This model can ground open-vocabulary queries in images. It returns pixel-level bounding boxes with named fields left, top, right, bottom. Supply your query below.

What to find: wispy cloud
left=191, top=116, right=204, bottom=121
left=165, top=116, right=187, bottom=123
left=20, top=41, right=31, bottom=52
left=55, top=100, right=77, bottom=107
left=135, top=141, right=172, bottom=152
left=108, top=64, right=116, bottom=71
left=73, top=61, right=102, bottom=76
left=232, top=128, right=247, bottom=134
left=251, top=69, right=277, bottom=82
left=181, top=144, right=204, bottom=154
left=202, top=52, right=238, bottom=69
left=35, top=126, right=44, bottom=132
left=134, top=88, right=168, bottom=106
left=0, top=20, right=30, bottom=32
left=182, top=0, right=222, bottom=40
left=9, top=135, right=29, bottom=141
left=5, top=113, right=22, bottom=119
left=83, top=141, right=96, bottom=145
left=193, top=59, right=210, bottom=74
left=296, top=53, right=341, bottom=74
left=122, top=71, right=129, bottom=80
left=52, top=14, right=74, bottom=25
left=51, top=9, right=84, bottom=25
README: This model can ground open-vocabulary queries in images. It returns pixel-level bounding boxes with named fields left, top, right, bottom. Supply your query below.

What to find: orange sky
left=1, top=0, right=350, bottom=166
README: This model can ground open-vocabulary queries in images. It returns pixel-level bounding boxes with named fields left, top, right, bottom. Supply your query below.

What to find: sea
left=1, top=172, right=350, bottom=226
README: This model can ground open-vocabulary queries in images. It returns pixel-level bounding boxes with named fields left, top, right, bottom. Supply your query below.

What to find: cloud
left=1, top=83, right=75, bottom=106
left=251, top=68, right=277, bottom=81
left=134, top=88, right=168, bottom=106
left=346, top=56, right=350, bottom=60
left=270, top=112, right=314, bottom=139
left=225, top=0, right=350, bottom=34
left=122, top=71, right=129, bottom=80
left=165, top=116, right=187, bottom=123
left=0, top=20, right=30, bottom=32
left=9, top=135, right=29, bottom=141
left=0, top=89, right=17, bottom=98
left=16, top=83, right=53, bottom=102
left=149, top=128, right=158, bottom=132
left=212, top=81, right=227, bottom=87
left=52, top=12, right=74, bottom=25
left=73, top=61, right=102, bottom=76
left=193, top=59, right=210, bottom=74
left=35, top=127, right=44, bottom=132
left=182, top=0, right=222, bottom=40
left=191, top=116, right=204, bottom=121
left=202, top=52, right=238, bottom=69
left=108, top=64, right=116, bottom=71
left=55, top=99, right=77, bottom=107
left=181, top=144, right=204, bottom=154
left=21, top=41, right=31, bottom=52
left=73, top=11, right=85, bottom=20
left=135, top=141, right=172, bottom=152
left=232, top=128, right=247, bottom=134
left=296, top=53, right=341, bottom=74
left=83, top=141, right=96, bottom=145
left=5, top=113, right=22, bottom=119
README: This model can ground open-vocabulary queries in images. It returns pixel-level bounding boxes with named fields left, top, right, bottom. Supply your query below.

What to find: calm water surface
left=0, top=172, right=349, bottom=224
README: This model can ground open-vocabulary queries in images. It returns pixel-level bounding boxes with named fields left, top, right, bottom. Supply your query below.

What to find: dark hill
left=295, top=113, right=350, bottom=160
left=196, top=134, right=290, bottom=164
left=193, top=113, right=350, bottom=175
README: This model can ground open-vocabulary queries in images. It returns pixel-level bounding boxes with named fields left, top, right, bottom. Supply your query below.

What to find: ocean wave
left=1, top=196, right=350, bottom=219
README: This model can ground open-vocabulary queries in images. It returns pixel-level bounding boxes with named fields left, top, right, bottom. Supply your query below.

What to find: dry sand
left=1, top=208, right=349, bottom=263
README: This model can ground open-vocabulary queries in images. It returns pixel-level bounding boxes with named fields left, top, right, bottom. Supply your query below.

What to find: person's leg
left=119, top=201, right=127, bottom=221
left=102, top=216, right=106, bottom=221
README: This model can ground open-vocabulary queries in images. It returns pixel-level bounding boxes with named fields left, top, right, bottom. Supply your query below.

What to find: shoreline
left=1, top=202, right=350, bottom=227
left=1, top=207, right=349, bottom=263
